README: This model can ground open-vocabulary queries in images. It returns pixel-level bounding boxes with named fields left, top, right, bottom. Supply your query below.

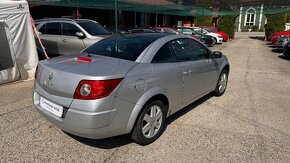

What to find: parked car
left=275, top=36, right=290, bottom=48
left=35, top=18, right=112, bottom=58
left=33, top=33, right=230, bottom=145
left=199, top=26, right=229, bottom=42
left=283, top=41, right=290, bottom=58
left=191, top=27, right=223, bottom=44
left=109, top=28, right=129, bottom=34
left=271, top=29, right=290, bottom=44
left=152, top=27, right=179, bottom=34
left=128, top=28, right=159, bottom=33
left=176, top=27, right=214, bottom=45
left=153, top=27, right=206, bottom=43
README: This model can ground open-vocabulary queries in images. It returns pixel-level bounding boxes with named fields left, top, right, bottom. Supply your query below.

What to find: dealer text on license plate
left=40, top=97, right=63, bottom=117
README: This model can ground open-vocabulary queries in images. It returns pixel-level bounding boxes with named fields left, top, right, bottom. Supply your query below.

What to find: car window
left=181, top=29, right=193, bottom=35
left=62, top=23, right=81, bottom=36
left=171, top=38, right=209, bottom=62
left=77, top=21, right=111, bottom=35
left=193, top=28, right=203, bottom=35
left=44, top=23, right=62, bottom=35
left=38, top=24, right=45, bottom=34
left=83, top=35, right=165, bottom=61
left=152, top=43, right=176, bottom=63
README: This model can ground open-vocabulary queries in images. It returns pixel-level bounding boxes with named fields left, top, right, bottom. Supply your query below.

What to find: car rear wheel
left=213, top=69, right=228, bottom=96
left=131, top=100, right=167, bottom=145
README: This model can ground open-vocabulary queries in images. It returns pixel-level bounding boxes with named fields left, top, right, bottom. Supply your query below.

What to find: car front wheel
left=213, top=69, right=228, bottom=96
left=131, top=100, right=167, bottom=145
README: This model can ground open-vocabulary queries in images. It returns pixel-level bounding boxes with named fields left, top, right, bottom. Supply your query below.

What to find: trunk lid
left=36, top=54, right=136, bottom=105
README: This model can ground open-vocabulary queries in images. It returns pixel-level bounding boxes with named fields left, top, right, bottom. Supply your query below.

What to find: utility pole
left=115, top=0, right=118, bottom=34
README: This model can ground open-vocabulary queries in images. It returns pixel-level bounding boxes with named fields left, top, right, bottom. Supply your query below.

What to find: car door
left=38, top=22, right=61, bottom=57
left=58, top=22, right=86, bottom=55
left=151, top=43, right=183, bottom=114
left=171, top=38, right=217, bottom=104
left=193, top=42, right=219, bottom=92
left=170, top=38, right=202, bottom=104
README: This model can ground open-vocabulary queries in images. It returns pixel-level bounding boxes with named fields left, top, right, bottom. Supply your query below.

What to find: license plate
left=40, top=97, right=63, bottom=118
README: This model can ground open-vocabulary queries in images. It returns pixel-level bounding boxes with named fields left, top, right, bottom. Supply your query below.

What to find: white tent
left=0, top=0, right=38, bottom=85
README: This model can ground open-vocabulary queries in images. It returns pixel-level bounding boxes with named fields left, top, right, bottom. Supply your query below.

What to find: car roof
left=35, top=18, right=98, bottom=24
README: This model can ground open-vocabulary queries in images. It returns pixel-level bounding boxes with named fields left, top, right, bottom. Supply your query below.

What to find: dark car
left=176, top=27, right=214, bottom=45
left=283, top=41, right=290, bottom=58
left=128, top=28, right=160, bottom=33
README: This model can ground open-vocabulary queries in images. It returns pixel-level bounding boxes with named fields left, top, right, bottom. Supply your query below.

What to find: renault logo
left=17, top=4, right=24, bottom=10
left=48, top=72, right=53, bottom=81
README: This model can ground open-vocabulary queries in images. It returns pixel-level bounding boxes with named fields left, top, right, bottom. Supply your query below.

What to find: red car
left=199, top=26, right=229, bottom=42
left=271, top=30, right=290, bottom=44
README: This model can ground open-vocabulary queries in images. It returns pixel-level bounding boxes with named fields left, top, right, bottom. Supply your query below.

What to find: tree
left=195, top=16, right=212, bottom=26
left=218, top=15, right=237, bottom=39
left=265, top=13, right=287, bottom=37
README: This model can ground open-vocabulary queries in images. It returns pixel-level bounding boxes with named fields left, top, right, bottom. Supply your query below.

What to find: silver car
left=33, top=33, right=229, bottom=145
left=35, top=18, right=111, bottom=58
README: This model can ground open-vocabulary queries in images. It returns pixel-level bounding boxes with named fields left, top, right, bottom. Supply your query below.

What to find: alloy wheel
left=142, top=105, right=163, bottom=138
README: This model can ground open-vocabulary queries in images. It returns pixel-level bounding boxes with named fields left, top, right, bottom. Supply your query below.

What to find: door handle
left=62, top=39, right=67, bottom=42
left=182, top=70, right=192, bottom=75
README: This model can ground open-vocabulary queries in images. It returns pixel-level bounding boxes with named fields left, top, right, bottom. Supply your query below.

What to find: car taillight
left=74, top=78, right=123, bottom=100
left=35, top=65, right=38, bottom=79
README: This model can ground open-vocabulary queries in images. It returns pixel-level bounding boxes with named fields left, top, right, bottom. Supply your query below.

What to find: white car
left=192, top=27, right=223, bottom=44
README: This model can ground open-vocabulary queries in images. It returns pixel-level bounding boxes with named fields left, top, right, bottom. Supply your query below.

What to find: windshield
left=77, top=21, right=111, bottom=35
left=204, top=28, right=215, bottom=33
left=83, top=34, right=168, bottom=61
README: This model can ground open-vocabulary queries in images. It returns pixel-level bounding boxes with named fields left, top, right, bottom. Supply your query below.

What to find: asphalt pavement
left=1, top=32, right=290, bottom=162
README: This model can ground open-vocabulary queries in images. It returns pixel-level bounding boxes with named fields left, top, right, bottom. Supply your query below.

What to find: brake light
left=74, top=78, right=123, bottom=100
left=35, top=65, right=38, bottom=79
left=75, top=56, right=92, bottom=63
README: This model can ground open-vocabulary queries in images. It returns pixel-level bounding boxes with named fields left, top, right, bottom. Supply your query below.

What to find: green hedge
left=195, top=16, right=212, bottom=26
left=265, top=13, right=287, bottom=37
left=218, top=15, right=237, bottom=39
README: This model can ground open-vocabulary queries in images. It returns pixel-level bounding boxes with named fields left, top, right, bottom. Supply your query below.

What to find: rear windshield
left=77, top=21, right=111, bottom=35
left=83, top=34, right=167, bottom=61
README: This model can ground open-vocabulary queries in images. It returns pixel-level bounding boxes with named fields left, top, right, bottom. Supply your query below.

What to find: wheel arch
left=125, top=88, right=169, bottom=133
left=223, top=64, right=230, bottom=72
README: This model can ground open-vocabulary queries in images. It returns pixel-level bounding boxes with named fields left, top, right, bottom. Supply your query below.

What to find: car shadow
left=272, top=48, right=283, bottom=53
left=64, top=131, right=133, bottom=149
left=248, top=36, right=265, bottom=41
left=167, top=93, right=213, bottom=125
left=278, top=55, right=290, bottom=60
left=65, top=93, right=213, bottom=149
left=266, top=42, right=272, bottom=45
left=268, top=45, right=276, bottom=48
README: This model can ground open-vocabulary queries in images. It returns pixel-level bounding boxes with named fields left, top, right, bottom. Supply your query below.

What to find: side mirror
left=76, top=32, right=85, bottom=39
left=213, top=51, right=223, bottom=58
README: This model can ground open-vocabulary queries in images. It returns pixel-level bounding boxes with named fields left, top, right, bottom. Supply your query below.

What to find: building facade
left=236, top=3, right=267, bottom=32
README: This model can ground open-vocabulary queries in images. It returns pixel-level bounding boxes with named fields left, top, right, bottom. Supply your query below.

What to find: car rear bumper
left=33, top=91, right=123, bottom=139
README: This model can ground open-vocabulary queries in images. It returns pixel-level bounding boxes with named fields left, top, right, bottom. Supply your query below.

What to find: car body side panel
left=182, top=61, right=205, bottom=104
left=197, top=58, right=219, bottom=92
left=117, top=62, right=183, bottom=133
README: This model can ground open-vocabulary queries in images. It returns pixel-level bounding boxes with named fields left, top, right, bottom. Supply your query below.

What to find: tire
left=213, top=69, right=228, bottom=96
left=131, top=100, right=167, bottom=145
